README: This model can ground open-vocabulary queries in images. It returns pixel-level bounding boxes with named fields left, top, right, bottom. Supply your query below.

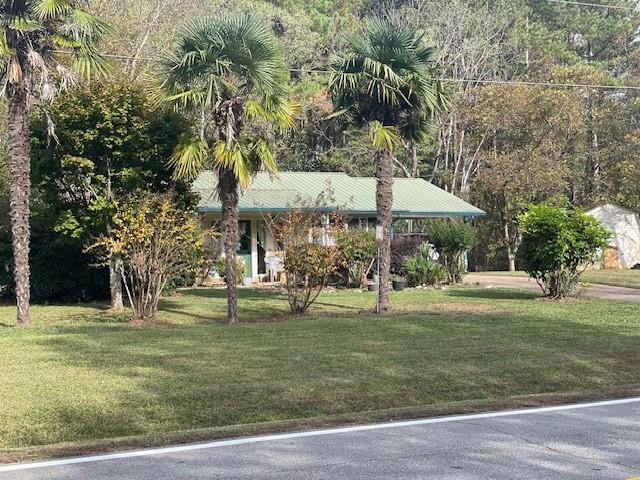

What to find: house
left=194, top=171, right=485, bottom=282
left=587, top=203, right=640, bottom=269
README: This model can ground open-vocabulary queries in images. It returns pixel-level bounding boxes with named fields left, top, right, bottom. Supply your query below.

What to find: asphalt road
left=1, top=398, right=639, bottom=480
left=465, top=274, right=640, bottom=303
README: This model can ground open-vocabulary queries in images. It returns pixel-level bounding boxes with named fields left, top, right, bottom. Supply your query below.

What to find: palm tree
left=157, top=14, right=296, bottom=324
left=330, top=20, right=449, bottom=312
left=1, top=1, right=111, bottom=325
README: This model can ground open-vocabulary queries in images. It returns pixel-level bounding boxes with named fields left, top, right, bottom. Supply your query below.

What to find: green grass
left=1, top=286, right=639, bottom=456
left=469, top=269, right=640, bottom=289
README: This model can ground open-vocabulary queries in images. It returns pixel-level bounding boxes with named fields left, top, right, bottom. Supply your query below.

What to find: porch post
left=251, top=219, right=258, bottom=281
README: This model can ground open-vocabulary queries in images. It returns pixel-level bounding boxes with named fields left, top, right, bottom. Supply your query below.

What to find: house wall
left=200, top=213, right=450, bottom=281
left=201, top=213, right=378, bottom=281
left=202, top=213, right=287, bottom=281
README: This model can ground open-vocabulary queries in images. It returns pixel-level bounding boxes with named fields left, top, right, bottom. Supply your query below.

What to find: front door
left=238, top=220, right=252, bottom=279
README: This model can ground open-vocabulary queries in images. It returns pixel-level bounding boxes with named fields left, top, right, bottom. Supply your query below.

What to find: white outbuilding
left=587, top=203, right=640, bottom=269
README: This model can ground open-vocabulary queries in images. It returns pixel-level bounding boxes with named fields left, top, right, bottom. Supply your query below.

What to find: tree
left=381, top=0, right=527, bottom=189
left=157, top=13, right=297, bottom=323
left=330, top=19, right=448, bottom=311
left=517, top=203, right=609, bottom=299
left=468, top=84, right=581, bottom=271
left=93, top=194, right=203, bottom=324
left=1, top=0, right=111, bottom=325
left=31, top=80, right=191, bottom=309
left=89, top=0, right=326, bottom=79
left=526, top=0, right=639, bottom=69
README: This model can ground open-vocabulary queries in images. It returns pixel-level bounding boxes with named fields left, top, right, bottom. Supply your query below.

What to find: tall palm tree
left=157, top=14, right=296, bottom=324
left=1, top=0, right=111, bottom=325
left=330, top=19, right=449, bottom=312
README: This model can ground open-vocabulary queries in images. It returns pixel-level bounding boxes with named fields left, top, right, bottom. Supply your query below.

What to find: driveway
left=1, top=398, right=639, bottom=479
left=465, top=274, right=640, bottom=303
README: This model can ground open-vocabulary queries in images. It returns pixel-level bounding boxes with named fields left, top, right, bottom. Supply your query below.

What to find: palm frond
left=164, top=89, right=207, bottom=110
left=71, top=46, right=111, bottom=80
left=51, top=33, right=81, bottom=49
left=0, top=29, right=15, bottom=59
left=370, top=121, right=400, bottom=152
left=212, top=140, right=252, bottom=187
left=66, top=9, right=114, bottom=41
left=247, top=95, right=301, bottom=132
left=330, top=18, right=449, bottom=143
left=168, top=137, right=209, bottom=181
left=6, top=15, right=41, bottom=32
left=251, top=138, right=277, bottom=174
left=155, top=13, right=288, bottom=109
left=33, top=0, right=72, bottom=20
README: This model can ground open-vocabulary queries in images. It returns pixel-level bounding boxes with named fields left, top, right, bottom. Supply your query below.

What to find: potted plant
left=391, top=275, right=407, bottom=291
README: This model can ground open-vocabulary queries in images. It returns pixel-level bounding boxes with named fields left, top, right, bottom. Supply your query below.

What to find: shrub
left=517, top=204, right=609, bottom=299
left=403, top=243, right=447, bottom=287
left=212, top=256, right=246, bottom=285
left=390, top=234, right=426, bottom=275
left=93, top=194, right=202, bottom=323
left=335, top=227, right=376, bottom=288
left=270, top=191, right=344, bottom=314
left=283, top=243, right=341, bottom=313
left=427, top=220, right=476, bottom=284
left=0, top=231, right=109, bottom=302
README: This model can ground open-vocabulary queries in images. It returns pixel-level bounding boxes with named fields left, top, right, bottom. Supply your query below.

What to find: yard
left=1, top=286, right=640, bottom=461
left=469, top=269, right=640, bottom=289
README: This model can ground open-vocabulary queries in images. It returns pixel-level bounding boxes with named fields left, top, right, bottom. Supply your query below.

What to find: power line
left=544, top=0, right=638, bottom=10
left=440, top=77, right=640, bottom=91
left=53, top=52, right=640, bottom=91
left=292, top=68, right=640, bottom=90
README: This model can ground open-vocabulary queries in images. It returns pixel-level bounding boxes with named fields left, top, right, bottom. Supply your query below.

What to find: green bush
left=403, top=243, right=447, bottom=287
left=517, top=203, right=610, bottom=298
left=427, top=220, right=476, bottom=284
left=0, top=231, right=109, bottom=302
left=335, top=227, right=376, bottom=288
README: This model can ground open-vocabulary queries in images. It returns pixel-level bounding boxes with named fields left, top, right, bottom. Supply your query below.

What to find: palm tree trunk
left=218, top=167, right=240, bottom=323
left=7, top=83, right=32, bottom=326
left=376, top=149, right=394, bottom=312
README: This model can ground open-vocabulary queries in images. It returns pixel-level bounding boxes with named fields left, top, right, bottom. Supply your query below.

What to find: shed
left=587, top=204, right=640, bottom=269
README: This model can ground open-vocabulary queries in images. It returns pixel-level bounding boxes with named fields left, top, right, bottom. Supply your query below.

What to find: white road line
left=2, top=396, right=639, bottom=472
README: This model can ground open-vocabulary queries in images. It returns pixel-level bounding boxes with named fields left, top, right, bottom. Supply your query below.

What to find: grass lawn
left=1, top=286, right=640, bottom=459
left=469, top=269, right=640, bottom=289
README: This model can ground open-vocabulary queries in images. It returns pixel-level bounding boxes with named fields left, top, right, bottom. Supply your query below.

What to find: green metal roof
left=194, top=171, right=485, bottom=218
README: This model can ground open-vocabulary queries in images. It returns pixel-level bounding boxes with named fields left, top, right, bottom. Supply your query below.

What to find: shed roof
left=194, top=171, right=485, bottom=218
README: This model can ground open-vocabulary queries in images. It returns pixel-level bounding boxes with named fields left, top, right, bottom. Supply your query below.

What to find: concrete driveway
left=1, top=398, right=639, bottom=480
left=465, top=274, right=640, bottom=303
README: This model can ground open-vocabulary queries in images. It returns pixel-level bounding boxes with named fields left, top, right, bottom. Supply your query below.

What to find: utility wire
left=73, top=55, right=639, bottom=91
left=544, top=0, right=638, bottom=10
left=439, top=77, right=640, bottom=91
